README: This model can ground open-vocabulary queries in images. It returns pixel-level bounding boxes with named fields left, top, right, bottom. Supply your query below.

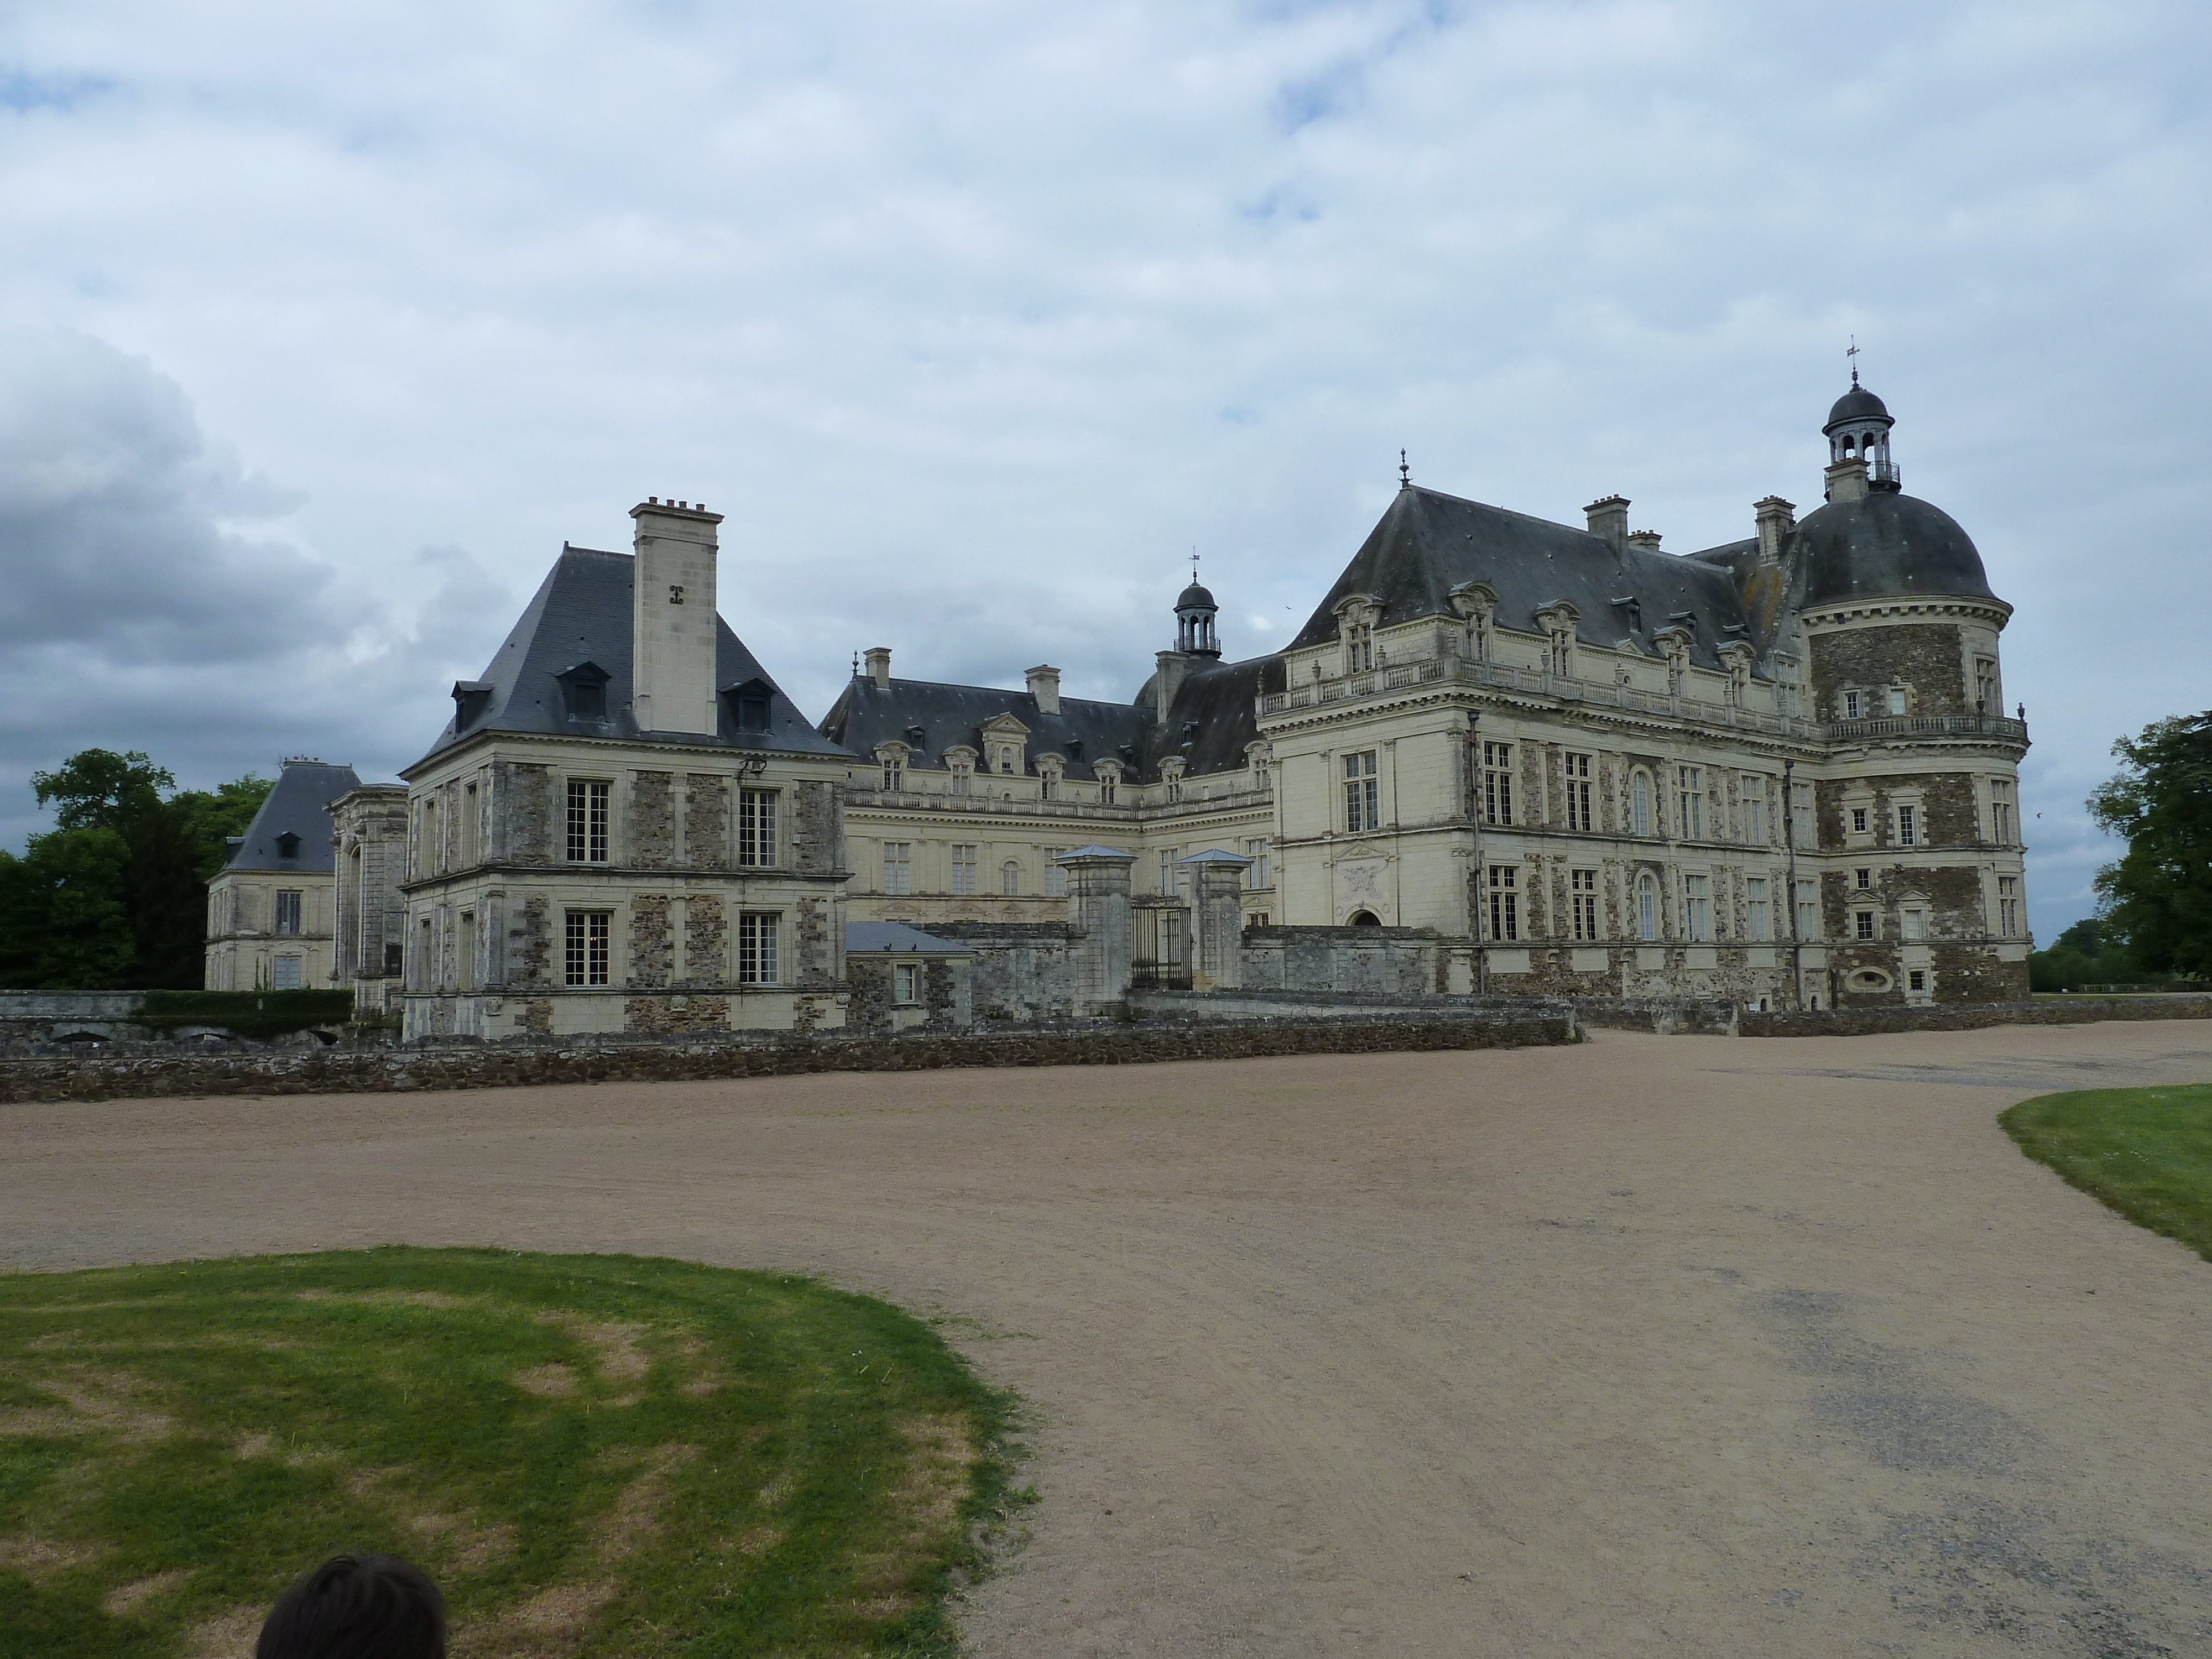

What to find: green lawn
left=0, top=1249, right=1026, bottom=1658
left=2001, top=1084, right=2212, bottom=1262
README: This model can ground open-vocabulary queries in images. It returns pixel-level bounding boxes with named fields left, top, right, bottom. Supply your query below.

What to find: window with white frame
left=1546, top=623, right=1572, bottom=678
left=1742, top=778, right=1767, bottom=845
left=1908, top=968, right=1928, bottom=994
left=1746, top=877, right=1771, bottom=942
left=1795, top=880, right=1820, bottom=941
left=275, top=890, right=303, bottom=935
left=1854, top=909, right=1877, bottom=941
left=566, top=780, right=610, bottom=863
left=881, top=754, right=905, bottom=790
left=997, top=747, right=1017, bottom=775
left=565, top=910, right=611, bottom=985
left=1481, top=742, right=1513, bottom=826
left=1887, top=686, right=1908, bottom=716
left=1564, top=753, right=1593, bottom=832
left=1045, top=853, right=1068, bottom=898
left=1571, top=868, right=1599, bottom=941
left=1345, top=620, right=1375, bottom=673
left=1850, top=806, right=1870, bottom=835
left=1844, top=690, right=1864, bottom=720
left=1039, top=758, right=1061, bottom=800
left=1990, top=779, right=2015, bottom=843
left=1683, top=874, right=1712, bottom=942
left=1677, top=765, right=1705, bottom=840
left=1160, top=848, right=1180, bottom=896
left=1901, top=907, right=1925, bottom=941
left=1998, top=875, right=2020, bottom=935
left=949, top=753, right=974, bottom=793
left=1791, top=782, right=1813, bottom=847
left=1631, top=769, right=1652, bottom=837
left=893, top=962, right=920, bottom=1004
left=1975, top=657, right=1998, bottom=712
left=1245, top=838, right=1271, bottom=890
left=1856, top=867, right=1873, bottom=889
left=1344, top=751, right=1380, bottom=832
left=1636, top=872, right=1658, bottom=941
left=1097, top=764, right=1119, bottom=805
left=738, top=789, right=776, bottom=867
left=1896, top=803, right=1918, bottom=847
left=950, top=844, right=978, bottom=896
left=1001, top=859, right=1022, bottom=896
left=883, top=842, right=912, bottom=895
left=737, top=912, right=780, bottom=984
left=273, top=955, right=303, bottom=990
left=1486, top=865, right=1518, bottom=942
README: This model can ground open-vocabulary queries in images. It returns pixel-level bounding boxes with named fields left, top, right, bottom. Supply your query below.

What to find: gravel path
left=4, top=1022, right=2211, bottom=1656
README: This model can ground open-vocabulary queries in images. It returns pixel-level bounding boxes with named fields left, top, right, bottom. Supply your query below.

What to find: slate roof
left=414, top=545, right=847, bottom=766
left=1826, top=382, right=1891, bottom=429
left=1788, top=492, right=1997, bottom=608
left=1287, top=486, right=1755, bottom=671
left=1149, top=654, right=1282, bottom=776
left=223, top=759, right=362, bottom=873
left=846, top=921, right=972, bottom=956
left=820, top=676, right=1156, bottom=780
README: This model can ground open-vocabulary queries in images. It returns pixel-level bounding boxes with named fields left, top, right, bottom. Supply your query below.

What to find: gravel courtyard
left=5, top=1021, right=2210, bottom=1657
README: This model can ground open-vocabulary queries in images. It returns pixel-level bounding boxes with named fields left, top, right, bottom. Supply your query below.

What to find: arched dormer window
left=1535, top=602, right=1579, bottom=680
left=1161, top=757, right=1187, bottom=804
left=1332, top=593, right=1383, bottom=675
left=1037, top=754, right=1064, bottom=800
left=945, top=746, right=976, bottom=794
left=1246, top=742, right=1272, bottom=792
left=1448, top=582, right=1498, bottom=664
left=1653, top=626, right=1692, bottom=698
left=874, top=742, right=908, bottom=792
left=1095, top=759, right=1121, bottom=805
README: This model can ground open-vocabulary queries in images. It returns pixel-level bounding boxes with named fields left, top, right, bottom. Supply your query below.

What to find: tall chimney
left=1824, top=457, right=1869, bottom=504
left=864, top=646, right=892, bottom=690
left=629, top=499, right=724, bottom=736
left=1585, top=495, right=1630, bottom=551
left=1754, top=496, right=1796, bottom=565
left=1026, top=664, right=1062, bottom=716
left=1154, top=650, right=1191, bottom=714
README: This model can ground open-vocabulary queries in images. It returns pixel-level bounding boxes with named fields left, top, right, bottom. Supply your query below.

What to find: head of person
left=256, top=1553, right=445, bottom=1659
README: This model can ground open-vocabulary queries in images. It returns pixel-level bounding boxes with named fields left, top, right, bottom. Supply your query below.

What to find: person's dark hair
left=256, top=1553, right=446, bottom=1659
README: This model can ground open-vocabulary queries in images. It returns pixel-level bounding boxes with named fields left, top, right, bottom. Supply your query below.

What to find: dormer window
left=1096, top=760, right=1121, bottom=805
left=1161, top=757, right=1187, bottom=804
left=1448, top=582, right=1498, bottom=662
left=556, top=661, right=611, bottom=721
left=275, top=832, right=301, bottom=860
left=874, top=742, right=908, bottom=791
left=1039, top=755, right=1064, bottom=800
left=451, top=680, right=494, bottom=730
left=1535, top=603, right=1579, bottom=680
left=998, top=747, right=1016, bottom=774
left=945, top=746, right=976, bottom=794
left=722, top=676, right=773, bottom=732
left=1345, top=622, right=1374, bottom=673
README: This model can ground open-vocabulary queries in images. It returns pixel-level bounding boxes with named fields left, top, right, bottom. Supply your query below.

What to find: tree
left=3, top=749, right=275, bottom=990
left=2089, top=712, right=2212, bottom=980
left=2027, top=917, right=2146, bottom=993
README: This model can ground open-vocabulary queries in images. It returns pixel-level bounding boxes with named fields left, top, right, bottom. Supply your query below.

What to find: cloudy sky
left=3, top=0, right=2206, bottom=937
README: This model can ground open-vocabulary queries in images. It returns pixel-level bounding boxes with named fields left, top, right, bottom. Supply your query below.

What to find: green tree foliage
left=2027, top=917, right=2148, bottom=993
left=1, top=750, right=273, bottom=990
left=2088, top=711, right=2212, bottom=980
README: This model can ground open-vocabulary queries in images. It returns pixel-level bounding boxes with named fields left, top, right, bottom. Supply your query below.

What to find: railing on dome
left=1824, top=713, right=2028, bottom=744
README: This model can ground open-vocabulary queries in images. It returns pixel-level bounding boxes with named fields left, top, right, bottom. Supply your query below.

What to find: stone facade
left=330, top=784, right=410, bottom=1016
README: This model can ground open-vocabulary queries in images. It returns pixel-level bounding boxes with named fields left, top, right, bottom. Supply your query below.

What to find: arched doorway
left=1347, top=910, right=1381, bottom=927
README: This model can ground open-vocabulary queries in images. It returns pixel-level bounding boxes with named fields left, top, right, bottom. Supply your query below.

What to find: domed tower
left=1784, top=380, right=2030, bottom=1010
left=1175, top=575, right=1221, bottom=659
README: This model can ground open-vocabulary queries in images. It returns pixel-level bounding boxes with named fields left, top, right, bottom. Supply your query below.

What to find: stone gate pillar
left=1179, top=850, right=1254, bottom=991
left=1057, top=846, right=1136, bottom=1014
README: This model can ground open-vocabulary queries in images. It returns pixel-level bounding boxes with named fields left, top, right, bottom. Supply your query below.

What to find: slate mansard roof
left=222, top=759, right=362, bottom=874
left=1288, top=486, right=1757, bottom=671
left=1788, top=492, right=1999, bottom=609
left=415, top=545, right=848, bottom=766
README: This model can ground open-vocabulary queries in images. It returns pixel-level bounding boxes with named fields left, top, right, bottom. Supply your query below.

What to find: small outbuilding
left=844, top=922, right=973, bottom=1033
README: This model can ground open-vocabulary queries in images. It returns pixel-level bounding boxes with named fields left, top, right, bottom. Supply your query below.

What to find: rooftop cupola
left=1823, top=371, right=1899, bottom=495
left=1175, top=561, right=1221, bottom=659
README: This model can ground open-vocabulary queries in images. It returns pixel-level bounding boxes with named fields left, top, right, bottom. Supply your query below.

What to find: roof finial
left=1846, top=334, right=1860, bottom=387
left=852, top=650, right=860, bottom=678
left=1191, top=547, right=1201, bottom=585
left=1399, top=448, right=1411, bottom=491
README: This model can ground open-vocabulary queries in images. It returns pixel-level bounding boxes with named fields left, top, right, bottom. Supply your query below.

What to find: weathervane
left=1190, top=548, right=1201, bottom=585
left=1399, top=448, right=1411, bottom=491
left=1847, top=335, right=1860, bottom=387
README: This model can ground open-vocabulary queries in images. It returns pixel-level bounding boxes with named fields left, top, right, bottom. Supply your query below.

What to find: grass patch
left=0, top=1249, right=1029, bottom=1658
left=2001, top=1084, right=2212, bottom=1262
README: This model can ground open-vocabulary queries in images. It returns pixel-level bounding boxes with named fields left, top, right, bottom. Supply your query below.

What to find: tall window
left=893, top=962, right=920, bottom=1004
left=998, top=747, right=1017, bottom=774
left=1636, top=873, right=1658, bottom=941
left=1743, top=779, right=1767, bottom=844
left=1481, top=742, right=1513, bottom=826
left=1001, top=859, right=1022, bottom=896
left=1564, top=754, right=1593, bottom=832
left=1791, top=782, right=1813, bottom=847
left=1975, top=657, right=1998, bottom=712
left=881, top=757, right=904, bottom=790
left=1045, top=853, right=1068, bottom=898
left=1040, top=763, right=1060, bottom=801
left=1844, top=690, right=1864, bottom=720
left=1345, top=622, right=1374, bottom=672
left=1990, top=780, right=2015, bottom=843
left=1795, top=881, right=1820, bottom=941
left=1746, top=877, right=1771, bottom=942
left=738, top=913, right=779, bottom=984
left=1486, top=865, right=1518, bottom=942
left=738, top=790, right=776, bottom=867
left=1099, top=771, right=1118, bottom=805
left=566, top=780, right=610, bottom=863
left=950, top=757, right=973, bottom=794
left=1896, top=804, right=1918, bottom=847
left=1850, top=807, right=1869, bottom=835
left=1246, top=838, right=1271, bottom=890
left=1886, top=686, right=1908, bottom=716
left=883, top=842, right=912, bottom=895
left=1683, top=874, right=1712, bottom=942
left=1547, top=627, right=1572, bottom=678
left=1855, top=909, right=1877, bottom=941
left=1160, top=848, right=1181, bottom=896
left=272, top=956, right=303, bottom=989
left=1571, top=869, right=1599, bottom=941
left=564, top=910, right=611, bottom=986
left=1901, top=907, right=1925, bottom=941
left=1677, top=766, right=1705, bottom=840
left=274, top=890, right=303, bottom=935
left=1631, top=770, right=1652, bottom=837
left=1344, top=752, right=1379, bottom=832
left=950, top=844, right=978, bottom=896
left=1997, top=875, right=2020, bottom=935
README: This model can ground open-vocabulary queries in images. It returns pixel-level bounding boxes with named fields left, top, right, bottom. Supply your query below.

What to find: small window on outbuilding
left=556, top=661, right=612, bottom=721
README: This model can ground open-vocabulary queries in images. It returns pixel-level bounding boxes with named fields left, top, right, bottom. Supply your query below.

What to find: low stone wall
left=1131, top=988, right=1561, bottom=1025
left=1573, top=998, right=1741, bottom=1036
left=1739, top=996, right=2212, bottom=1038
left=0, top=1011, right=1578, bottom=1104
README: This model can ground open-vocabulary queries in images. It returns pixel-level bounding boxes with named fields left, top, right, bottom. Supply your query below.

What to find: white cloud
left=1, top=0, right=2206, bottom=939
